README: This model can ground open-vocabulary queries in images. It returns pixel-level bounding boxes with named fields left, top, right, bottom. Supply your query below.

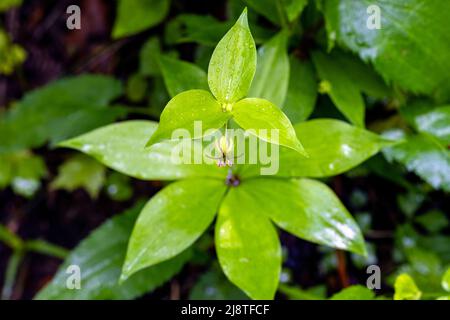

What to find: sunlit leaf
left=394, top=274, right=422, bottom=300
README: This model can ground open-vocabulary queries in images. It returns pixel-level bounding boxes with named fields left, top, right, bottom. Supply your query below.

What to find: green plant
left=53, top=9, right=394, bottom=300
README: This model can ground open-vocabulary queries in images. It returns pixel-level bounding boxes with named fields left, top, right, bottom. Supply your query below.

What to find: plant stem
left=25, top=239, right=69, bottom=259
left=1, top=250, right=24, bottom=300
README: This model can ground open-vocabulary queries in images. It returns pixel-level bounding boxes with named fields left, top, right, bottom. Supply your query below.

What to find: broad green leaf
left=165, top=14, right=231, bottom=46
left=112, top=0, right=170, bottom=38
left=242, top=0, right=280, bottom=25
left=383, top=133, right=450, bottom=192
left=283, top=0, right=308, bottom=22
left=122, top=179, right=227, bottom=280
left=59, top=121, right=227, bottom=180
left=236, top=178, right=366, bottom=256
left=324, top=0, right=450, bottom=99
left=35, top=203, right=191, bottom=300
left=146, top=90, right=231, bottom=146
left=333, top=50, right=390, bottom=99
left=189, top=267, right=249, bottom=300
left=0, top=75, right=124, bottom=153
left=208, top=9, right=257, bottom=103
left=442, top=268, right=450, bottom=292
left=248, top=30, right=289, bottom=107
left=402, top=104, right=450, bottom=146
left=216, top=187, right=281, bottom=300
left=125, top=73, right=147, bottom=103
left=51, top=154, right=106, bottom=198
left=159, top=55, right=208, bottom=98
left=394, top=274, right=422, bottom=300
left=312, top=51, right=365, bottom=127
left=330, top=285, right=375, bottom=300
left=233, top=98, right=307, bottom=155
left=240, top=119, right=393, bottom=179
left=283, top=56, right=317, bottom=123
left=279, top=284, right=326, bottom=300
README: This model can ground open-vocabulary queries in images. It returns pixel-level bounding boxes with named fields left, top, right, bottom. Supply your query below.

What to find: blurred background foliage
left=0, top=0, right=449, bottom=300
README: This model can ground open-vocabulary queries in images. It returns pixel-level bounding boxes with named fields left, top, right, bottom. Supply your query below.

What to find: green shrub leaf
left=112, top=0, right=170, bottom=38
left=394, top=274, right=422, bottom=300
left=208, top=9, right=257, bottom=103
left=35, top=203, right=191, bottom=300
left=383, top=133, right=450, bottom=192
left=233, top=98, right=307, bottom=155
left=283, top=56, right=318, bottom=123
left=236, top=178, right=366, bottom=256
left=283, top=0, right=308, bottom=22
left=159, top=55, right=209, bottom=97
left=330, top=285, right=375, bottom=300
left=442, top=268, right=450, bottom=292
left=324, top=0, right=450, bottom=99
left=240, top=119, right=393, bottom=179
left=122, top=179, right=226, bottom=280
left=59, top=121, right=226, bottom=181
left=147, top=90, right=231, bottom=146
left=249, top=30, right=290, bottom=107
left=312, top=51, right=365, bottom=127
left=215, top=187, right=281, bottom=300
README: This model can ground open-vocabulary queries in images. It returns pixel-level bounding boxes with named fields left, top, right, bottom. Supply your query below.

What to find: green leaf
left=414, top=210, right=449, bottom=234
left=122, top=179, right=227, bottom=280
left=283, top=0, right=308, bottom=22
left=0, top=0, right=22, bottom=12
left=35, top=203, right=191, bottom=300
left=139, top=37, right=162, bottom=76
left=235, top=178, right=366, bottom=256
left=312, top=51, right=365, bottom=127
left=383, top=133, right=450, bottom=192
left=332, top=50, right=390, bottom=99
left=159, top=55, right=208, bottom=98
left=164, top=14, right=231, bottom=46
left=242, top=0, right=280, bottom=25
left=208, top=9, right=257, bottom=103
left=283, top=56, right=318, bottom=123
left=51, top=154, right=106, bottom=198
left=324, top=0, right=450, bottom=99
left=240, top=119, right=393, bottom=179
left=146, top=90, right=231, bottom=146
left=402, top=104, right=450, bottom=146
left=394, top=274, right=422, bottom=300
left=0, top=75, right=124, bottom=153
left=330, top=285, right=375, bottom=300
left=59, top=121, right=227, bottom=181
left=442, top=268, right=450, bottom=292
left=233, top=98, right=307, bottom=155
left=112, top=0, right=170, bottom=38
left=216, top=187, right=281, bottom=300
left=189, top=267, right=249, bottom=300
left=248, top=30, right=290, bottom=107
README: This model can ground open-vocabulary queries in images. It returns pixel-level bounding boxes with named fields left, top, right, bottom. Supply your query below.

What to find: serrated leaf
left=146, top=90, right=231, bottom=146
left=208, top=9, right=256, bottom=103
left=51, top=154, right=106, bottom=198
left=235, top=178, right=366, bottom=256
left=248, top=30, right=290, bottom=107
left=233, top=98, right=306, bottom=155
left=215, top=187, right=281, bottom=300
left=240, top=119, right=393, bottom=179
left=59, top=121, right=227, bottom=181
left=383, top=133, right=450, bottom=192
left=324, top=0, right=450, bottom=99
left=159, top=55, right=208, bottom=98
left=122, top=179, right=227, bottom=280
left=112, top=0, right=170, bottom=38
left=394, top=274, right=422, bottom=300
left=35, top=203, right=191, bottom=300
left=0, top=75, right=124, bottom=153
left=283, top=56, right=317, bottom=123
left=312, top=51, right=365, bottom=127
